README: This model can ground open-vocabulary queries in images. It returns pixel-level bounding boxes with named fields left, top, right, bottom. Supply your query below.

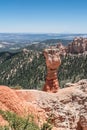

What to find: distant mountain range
left=0, top=33, right=87, bottom=52
left=0, top=33, right=87, bottom=41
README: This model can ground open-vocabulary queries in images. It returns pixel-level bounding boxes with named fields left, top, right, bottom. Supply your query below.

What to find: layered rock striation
left=43, top=48, right=61, bottom=92
left=0, top=79, right=87, bottom=129
left=56, top=37, right=87, bottom=55
left=67, top=37, right=87, bottom=54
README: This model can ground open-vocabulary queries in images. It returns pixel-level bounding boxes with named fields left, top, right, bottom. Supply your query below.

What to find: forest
left=0, top=50, right=87, bottom=89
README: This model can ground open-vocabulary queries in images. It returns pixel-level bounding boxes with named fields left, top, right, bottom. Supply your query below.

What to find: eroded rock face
left=0, top=80, right=87, bottom=130
left=43, top=48, right=61, bottom=92
left=0, top=86, right=46, bottom=126
left=22, top=79, right=87, bottom=130
left=56, top=43, right=67, bottom=56
left=67, top=37, right=87, bottom=54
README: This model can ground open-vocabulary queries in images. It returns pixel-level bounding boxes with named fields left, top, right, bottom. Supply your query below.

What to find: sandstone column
left=43, top=48, right=61, bottom=93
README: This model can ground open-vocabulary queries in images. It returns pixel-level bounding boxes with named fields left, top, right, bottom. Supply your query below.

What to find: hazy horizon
left=0, top=0, right=87, bottom=33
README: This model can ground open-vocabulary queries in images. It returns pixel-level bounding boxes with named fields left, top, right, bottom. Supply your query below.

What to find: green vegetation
left=24, top=39, right=72, bottom=51
left=0, top=50, right=46, bottom=89
left=0, top=50, right=87, bottom=89
left=40, top=39, right=72, bottom=46
left=0, top=110, right=52, bottom=130
left=41, top=123, right=52, bottom=130
left=58, top=54, right=87, bottom=87
left=0, top=110, right=39, bottom=130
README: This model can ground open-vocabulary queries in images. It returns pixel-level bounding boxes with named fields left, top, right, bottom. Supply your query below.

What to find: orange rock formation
left=0, top=86, right=46, bottom=126
left=67, top=37, right=87, bottom=54
left=0, top=79, right=87, bottom=130
left=43, top=48, right=61, bottom=92
left=56, top=42, right=66, bottom=56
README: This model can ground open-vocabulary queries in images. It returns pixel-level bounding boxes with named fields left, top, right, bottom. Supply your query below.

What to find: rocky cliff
left=0, top=79, right=87, bottom=130
left=67, top=37, right=87, bottom=54
left=56, top=37, right=87, bottom=55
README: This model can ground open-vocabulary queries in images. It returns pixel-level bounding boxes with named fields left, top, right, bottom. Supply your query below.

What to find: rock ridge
left=0, top=79, right=87, bottom=130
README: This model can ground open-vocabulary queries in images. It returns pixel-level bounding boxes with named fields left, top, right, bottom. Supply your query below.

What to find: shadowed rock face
left=43, top=48, right=61, bottom=93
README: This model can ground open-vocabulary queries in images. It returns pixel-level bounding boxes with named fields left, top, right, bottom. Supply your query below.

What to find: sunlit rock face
left=67, top=37, right=87, bottom=54
left=43, top=48, right=61, bottom=93
left=0, top=80, right=87, bottom=130
left=56, top=42, right=67, bottom=56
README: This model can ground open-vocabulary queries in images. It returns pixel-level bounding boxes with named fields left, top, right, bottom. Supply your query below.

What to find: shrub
left=0, top=110, right=39, bottom=130
left=0, top=110, right=53, bottom=130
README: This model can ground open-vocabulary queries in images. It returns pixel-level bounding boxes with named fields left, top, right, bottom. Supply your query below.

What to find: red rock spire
left=43, top=48, right=61, bottom=93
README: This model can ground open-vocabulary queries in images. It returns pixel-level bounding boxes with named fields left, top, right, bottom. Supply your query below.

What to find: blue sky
left=0, top=0, right=87, bottom=33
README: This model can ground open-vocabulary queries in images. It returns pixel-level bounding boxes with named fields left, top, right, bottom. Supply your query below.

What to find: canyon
left=0, top=38, right=87, bottom=129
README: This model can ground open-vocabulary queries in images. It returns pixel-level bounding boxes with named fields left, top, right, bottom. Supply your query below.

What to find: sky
left=0, top=0, right=87, bottom=33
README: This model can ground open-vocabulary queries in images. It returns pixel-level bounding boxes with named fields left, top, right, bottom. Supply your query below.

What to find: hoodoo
left=43, top=48, right=61, bottom=93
